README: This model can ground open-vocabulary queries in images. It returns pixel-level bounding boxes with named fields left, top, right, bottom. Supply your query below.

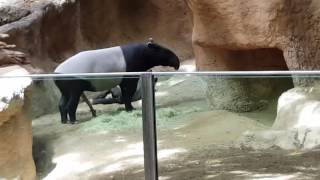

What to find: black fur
left=121, top=43, right=180, bottom=71
left=54, top=77, right=95, bottom=124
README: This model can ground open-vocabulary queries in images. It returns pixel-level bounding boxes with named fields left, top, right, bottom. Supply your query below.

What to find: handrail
left=2, top=71, right=320, bottom=79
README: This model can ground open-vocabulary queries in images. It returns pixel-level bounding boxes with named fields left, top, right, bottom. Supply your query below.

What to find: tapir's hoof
left=70, top=120, right=79, bottom=124
left=92, top=110, right=97, bottom=117
left=125, top=107, right=135, bottom=112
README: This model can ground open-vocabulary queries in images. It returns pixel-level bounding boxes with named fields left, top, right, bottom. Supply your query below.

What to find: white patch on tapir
left=54, top=46, right=127, bottom=91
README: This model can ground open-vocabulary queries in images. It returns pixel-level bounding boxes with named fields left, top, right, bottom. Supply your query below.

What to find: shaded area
left=32, top=135, right=57, bottom=179
left=156, top=147, right=320, bottom=180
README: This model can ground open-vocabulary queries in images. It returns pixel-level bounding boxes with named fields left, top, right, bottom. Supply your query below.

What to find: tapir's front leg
left=120, top=78, right=139, bottom=111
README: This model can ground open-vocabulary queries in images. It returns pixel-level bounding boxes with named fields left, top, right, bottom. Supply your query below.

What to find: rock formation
left=0, top=0, right=193, bottom=72
left=186, top=0, right=320, bottom=72
left=0, top=5, right=30, bottom=26
left=239, top=86, right=320, bottom=149
left=185, top=0, right=320, bottom=111
left=0, top=65, right=35, bottom=180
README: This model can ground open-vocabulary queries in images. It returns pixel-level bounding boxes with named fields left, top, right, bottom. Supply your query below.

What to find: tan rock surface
left=186, top=0, right=320, bottom=72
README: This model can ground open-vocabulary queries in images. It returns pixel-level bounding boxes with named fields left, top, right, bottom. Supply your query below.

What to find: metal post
left=141, top=73, right=158, bottom=180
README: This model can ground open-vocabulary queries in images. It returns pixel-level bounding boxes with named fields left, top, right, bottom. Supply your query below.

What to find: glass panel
left=3, top=72, right=320, bottom=180
left=0, top=75, right=145, bottom=180
left=154, top=73, right=320, bottom=179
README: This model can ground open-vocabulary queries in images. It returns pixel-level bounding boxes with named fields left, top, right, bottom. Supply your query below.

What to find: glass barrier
left=1, top=72, right=320, bottom=180
left=154, top=73, right=320, bottom=180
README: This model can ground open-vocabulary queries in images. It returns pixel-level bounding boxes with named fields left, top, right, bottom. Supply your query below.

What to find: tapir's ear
left=147, top=37, right=158, bottom=49
left=148, top=37, right=154, bottom=43
left=147, top=39, right=161, bottom=50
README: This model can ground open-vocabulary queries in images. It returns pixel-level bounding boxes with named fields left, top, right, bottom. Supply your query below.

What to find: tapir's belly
left=88, top=78, right=122, bottom=91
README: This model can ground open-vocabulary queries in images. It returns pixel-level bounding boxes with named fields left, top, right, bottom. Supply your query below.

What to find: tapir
left=54, top=39, right=179, bottom=124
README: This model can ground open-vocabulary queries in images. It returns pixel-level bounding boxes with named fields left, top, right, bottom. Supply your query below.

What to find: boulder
left=0, top=65, right=35, bottom=179
left=0, top=6, right=30, bottom=26
left=238, top=87, right=320, bottom=149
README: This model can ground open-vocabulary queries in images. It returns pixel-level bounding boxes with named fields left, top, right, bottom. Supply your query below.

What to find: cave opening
left=204, top=48, right=294, bottom=120
left=226, top=48, right=289, bottom=71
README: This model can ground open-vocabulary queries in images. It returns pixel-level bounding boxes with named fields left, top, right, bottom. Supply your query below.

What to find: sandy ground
left=32, top=75, right=320, bottom=180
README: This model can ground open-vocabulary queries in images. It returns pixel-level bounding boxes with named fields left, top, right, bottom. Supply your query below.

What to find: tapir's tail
left=81, top=93, right=96, bottom=117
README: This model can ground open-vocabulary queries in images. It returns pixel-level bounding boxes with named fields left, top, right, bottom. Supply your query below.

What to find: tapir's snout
left=173, top=56, right=180, bottom=70
left=174, top=62, right=180, bottom=70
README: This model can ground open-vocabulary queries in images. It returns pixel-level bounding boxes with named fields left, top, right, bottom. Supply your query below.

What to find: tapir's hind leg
left=81, top=93, right=96, bottom=117
left=67, top=79, right=95, bottom=124
left=67, top=91, right=82, bottom=124
left=59, top=94, right=69, bottom=123
left=55, top=78, right=94, bottom=124
left=55, top=79, right=71, bottom=123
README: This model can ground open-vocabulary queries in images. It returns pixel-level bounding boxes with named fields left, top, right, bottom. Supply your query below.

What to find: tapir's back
left=54, top=46, right=128, bottom=91
left=54, top=46, right=127, bottom=74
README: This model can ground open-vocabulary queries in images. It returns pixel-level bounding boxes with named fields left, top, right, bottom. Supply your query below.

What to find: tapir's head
left=145, top=40, right=180, bottom=70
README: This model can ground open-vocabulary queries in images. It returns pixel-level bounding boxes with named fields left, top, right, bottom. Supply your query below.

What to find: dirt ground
left=32, top=76, right=320, bottom=180
left=32, top=102, right=320, bottom=180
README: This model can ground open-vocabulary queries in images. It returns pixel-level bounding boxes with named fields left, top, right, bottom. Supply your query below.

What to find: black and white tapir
left=54, top=39, right=179, bottom=124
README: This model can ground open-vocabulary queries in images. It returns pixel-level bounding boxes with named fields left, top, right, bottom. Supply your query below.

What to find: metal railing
left=4, top=70, right=320, bottom=79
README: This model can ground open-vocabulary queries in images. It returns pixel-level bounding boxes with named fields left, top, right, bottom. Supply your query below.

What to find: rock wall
left=186, top=0, right=320, bottom=71
left=185, top=0, right=320, bottom=111
left=0, top=0, right=193, bottom=116
left=0, top=0, right=193, bottom=72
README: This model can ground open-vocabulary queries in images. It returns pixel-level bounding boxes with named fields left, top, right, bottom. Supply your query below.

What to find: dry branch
left=0, top=33, right=29, bottom=65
